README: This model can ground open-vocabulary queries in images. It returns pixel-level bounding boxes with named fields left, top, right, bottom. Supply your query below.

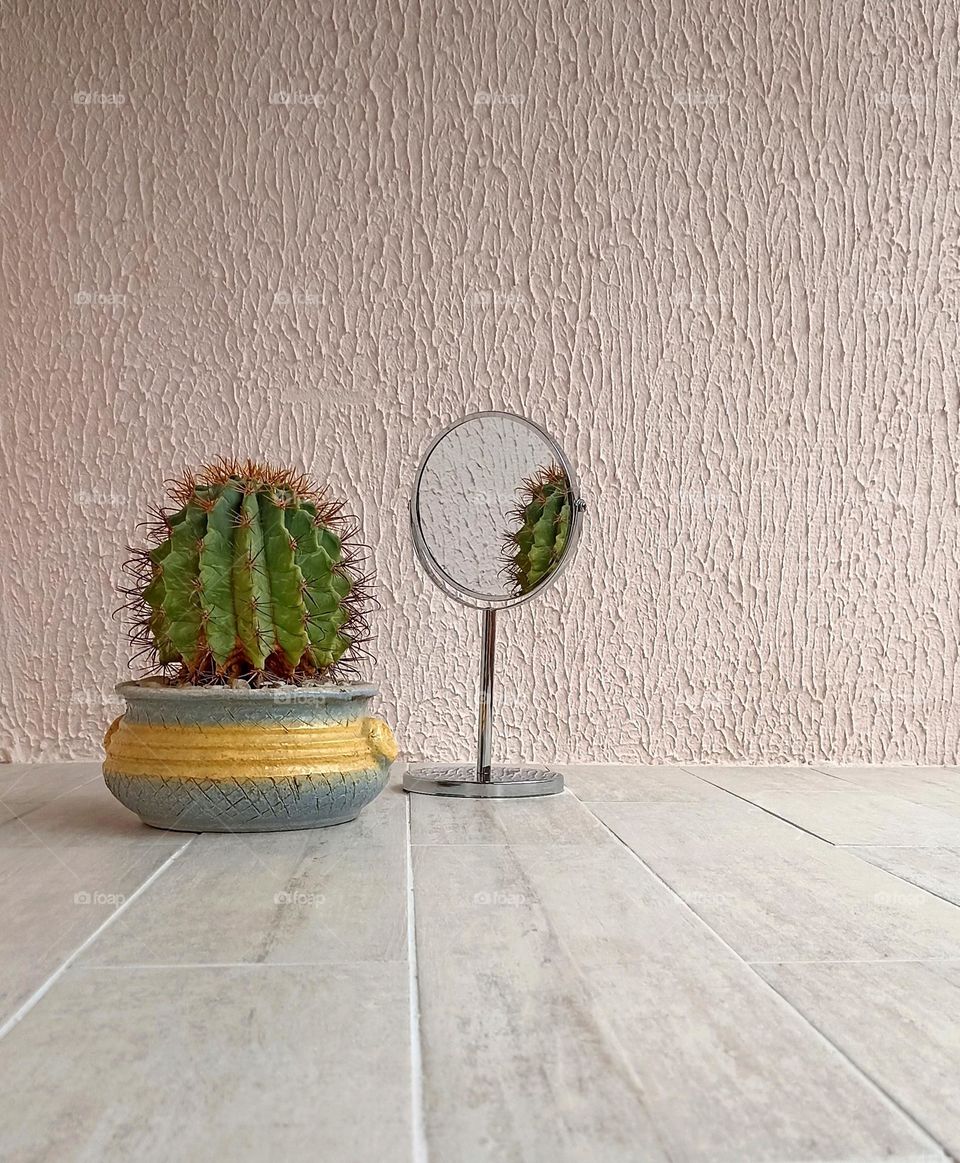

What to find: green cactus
left=125, top=460, right=370, bottom=684
left=502, top=464, right=572, bottom=595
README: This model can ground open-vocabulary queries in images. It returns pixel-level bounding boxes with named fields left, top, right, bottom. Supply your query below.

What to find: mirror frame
left=410, top=410, right=585, bottom=610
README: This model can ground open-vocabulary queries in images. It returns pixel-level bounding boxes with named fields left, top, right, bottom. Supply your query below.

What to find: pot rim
left=115, top=679, right=378, bottom=702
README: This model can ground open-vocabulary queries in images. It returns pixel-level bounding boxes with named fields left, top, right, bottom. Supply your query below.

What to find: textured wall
left=1, top=0, right=958, bottom=765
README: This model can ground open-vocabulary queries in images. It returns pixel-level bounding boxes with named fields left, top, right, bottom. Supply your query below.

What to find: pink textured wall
left=1, top=0, right=958, bottom=764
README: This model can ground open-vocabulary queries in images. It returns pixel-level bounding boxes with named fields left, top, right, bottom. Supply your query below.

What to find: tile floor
left=0, top=760, right=958, bottom=1161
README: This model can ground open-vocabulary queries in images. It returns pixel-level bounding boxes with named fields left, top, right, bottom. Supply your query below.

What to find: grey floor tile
left=559, top=763, right=727, bottom=802
left=413, top=835, right=942, bottom=1162
left=410, top=787, right=608, bottom=845
left=81, top=787, right=407, bottom=966
left=0, top=763, right=103, bottom=826
left=692, top=768, right=960, bottom=845
left=0, top=840, right=190, bottom=1025
left=0, top=963, right=411, bottom=1163
left=590, top=800, right=960, bottom=962
left=0, top=777, right=184, bottom=850
left=818, top=767, right=960, bottom=819
left=847, top=846, right=960, bottom=906
left=759, top=961, right=960, bottom=1160
left=684, top=765, right=848, bottom=794
left=6, top=761, right=960, bottom=1162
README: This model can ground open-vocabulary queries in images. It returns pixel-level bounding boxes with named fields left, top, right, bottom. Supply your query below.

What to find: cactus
left=124, top=460, right=371, bottom=684
left=502, top=464, right=572, bottom=595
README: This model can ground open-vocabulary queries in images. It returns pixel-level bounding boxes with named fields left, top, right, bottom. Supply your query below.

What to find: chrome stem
left=476, top=608, right=496, bottom=781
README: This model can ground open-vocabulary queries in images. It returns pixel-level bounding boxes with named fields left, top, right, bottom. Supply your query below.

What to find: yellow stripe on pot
left=103, top=716, right=398, bottom=781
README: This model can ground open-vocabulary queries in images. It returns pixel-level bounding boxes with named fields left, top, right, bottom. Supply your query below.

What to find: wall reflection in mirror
left=414, top=413, right=575, bottom=604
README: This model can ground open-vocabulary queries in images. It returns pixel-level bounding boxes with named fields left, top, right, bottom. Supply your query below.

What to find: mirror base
left=402, top=765, right=564, bottom=798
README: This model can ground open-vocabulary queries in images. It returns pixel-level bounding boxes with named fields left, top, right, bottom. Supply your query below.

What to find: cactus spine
left=503, top=464, right=571, bottom=595
left=126, top=461, right=370, bottom=684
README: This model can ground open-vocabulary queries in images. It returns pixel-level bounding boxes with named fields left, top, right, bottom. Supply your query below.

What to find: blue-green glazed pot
left=103, top=681, right=398, bottom=832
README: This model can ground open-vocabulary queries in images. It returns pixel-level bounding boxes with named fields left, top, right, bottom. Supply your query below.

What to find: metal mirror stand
left=402, top=412, right=585, bottom=799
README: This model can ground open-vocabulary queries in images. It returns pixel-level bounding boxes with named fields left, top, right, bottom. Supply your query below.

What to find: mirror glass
left=412, top=412, right=580, bottom=606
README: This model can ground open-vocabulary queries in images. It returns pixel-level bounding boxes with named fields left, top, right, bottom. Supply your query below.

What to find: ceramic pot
left=103, top=680, right=398, bottom=832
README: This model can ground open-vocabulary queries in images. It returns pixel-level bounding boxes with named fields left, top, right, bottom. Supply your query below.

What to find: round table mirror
left=404, top=411, right=585, bottom=798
